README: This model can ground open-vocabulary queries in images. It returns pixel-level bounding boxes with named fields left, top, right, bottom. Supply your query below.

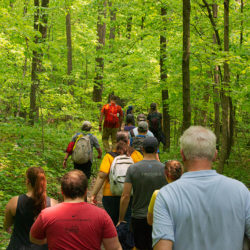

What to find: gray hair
left=180, top=126, right=216, bottom=161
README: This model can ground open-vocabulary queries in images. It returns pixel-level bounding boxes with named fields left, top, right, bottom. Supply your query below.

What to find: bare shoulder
left=6, top=196, right=18, bottom=216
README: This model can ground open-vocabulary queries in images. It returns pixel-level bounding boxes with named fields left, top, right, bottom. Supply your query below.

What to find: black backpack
left=149, top=112, right=161, bottom=132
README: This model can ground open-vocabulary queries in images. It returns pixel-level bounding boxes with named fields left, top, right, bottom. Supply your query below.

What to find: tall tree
left=66, top=4, right=73, bottom=87
left=93, top=0, right=107, bottom=102
left=29, top=0, right=49, bottom=124
left=218, top=0, right=230, bottom=173
left=182, top=0, right=191, bottom=131
left=160, top=6, right=170, bottom=150
left=212, top=2, right=220, bottom=147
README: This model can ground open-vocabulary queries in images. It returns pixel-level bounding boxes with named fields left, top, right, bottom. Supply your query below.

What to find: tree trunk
left=93, top=0, right=106, bottom=102
left=182, top=0, right=191, bottom=131
left=29, top=0, right=49, bottom=125
left=18, top=1, right=29, bottom=117
left=212, top=2, right=220, bottom=147
left=160, top=7, right=170, bottom=150
left=66, top=8, right=73, bottom=87
left=213, top=65, right=220, bottom=147
left=218, top=0, right=230, bottom=173
left=109, top=1, right=116, bottom=40
left=126, top=16, right=132, bottom=39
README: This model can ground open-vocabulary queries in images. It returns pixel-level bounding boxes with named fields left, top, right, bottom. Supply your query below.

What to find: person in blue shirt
left=153, top=126, right=250, bottom=250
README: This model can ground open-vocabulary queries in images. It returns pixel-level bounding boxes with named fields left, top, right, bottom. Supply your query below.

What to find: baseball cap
left=137, top=113, right=146, bottom=122
left=138, top=121, right=148, bottom=133
left=143, top=137, right=158, bottom=153
left=82, top=121, right=92, bottom=131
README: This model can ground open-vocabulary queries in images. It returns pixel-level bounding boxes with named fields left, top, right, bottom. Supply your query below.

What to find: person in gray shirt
left=118, top=137, right=167, bottom=250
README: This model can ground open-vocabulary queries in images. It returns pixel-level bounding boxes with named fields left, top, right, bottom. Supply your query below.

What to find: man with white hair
left=153, top=126, right=250, bottom=250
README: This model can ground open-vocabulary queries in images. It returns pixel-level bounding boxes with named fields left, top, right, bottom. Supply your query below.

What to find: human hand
left=90, top=195, right=97, bottom=205
left=116, top=220, right=126, bottom=227
left=63, top=160, right=67, bottom=168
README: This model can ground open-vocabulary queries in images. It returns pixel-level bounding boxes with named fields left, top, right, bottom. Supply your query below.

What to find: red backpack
left=104, top=104, right=120, bottom=127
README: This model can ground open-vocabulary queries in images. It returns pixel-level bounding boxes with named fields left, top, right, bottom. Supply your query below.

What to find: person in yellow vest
left=147, top=160, right=183, bottom=225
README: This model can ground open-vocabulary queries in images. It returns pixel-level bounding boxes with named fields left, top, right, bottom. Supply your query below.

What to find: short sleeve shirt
left=100, top=150, right=143, bottom=196
left=125, top=160, right=167, bottom=218
left=101, top=103, right=123, bottom=128
left=31, top=202, right=117, bottom=249
left=152, top=170, right=250, bottom=250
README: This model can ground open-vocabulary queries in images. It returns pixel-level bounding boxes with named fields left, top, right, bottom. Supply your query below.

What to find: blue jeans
left=102, top=196, right=132, bottom=226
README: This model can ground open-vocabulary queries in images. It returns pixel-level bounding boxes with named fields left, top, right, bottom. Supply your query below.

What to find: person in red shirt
left=99, top=95, right=123, bottom=152
left=30, top=170, right=121, bottom=250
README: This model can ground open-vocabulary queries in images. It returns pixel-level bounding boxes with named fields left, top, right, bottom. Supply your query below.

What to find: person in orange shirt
left=91, top=132, right=143, bottom=225
left=99, top=95, right=123, bottom=152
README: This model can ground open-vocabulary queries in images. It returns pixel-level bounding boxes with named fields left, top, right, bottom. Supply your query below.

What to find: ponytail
left=116, top=141, right=133, bottom=156
left=26, top=167, right=47, bottom=217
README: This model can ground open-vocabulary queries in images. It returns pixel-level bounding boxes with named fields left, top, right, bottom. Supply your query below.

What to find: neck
left=184, top=158, right=213, bottom=172
left=63, top=197, right=85, bottom=203
left=143, top=153, right=157, bottom=161
left=26, top=185, right=34, bottom=197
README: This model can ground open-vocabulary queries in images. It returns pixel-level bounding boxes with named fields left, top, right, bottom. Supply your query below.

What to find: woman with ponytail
left=4, top=167, right=57, bottom=249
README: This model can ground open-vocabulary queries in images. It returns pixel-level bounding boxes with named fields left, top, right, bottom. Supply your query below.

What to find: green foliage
left=0, top=120, right=102, bottom=248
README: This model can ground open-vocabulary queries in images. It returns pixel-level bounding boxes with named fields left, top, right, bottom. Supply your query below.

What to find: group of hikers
left=3, top=95, right=250, bottom=250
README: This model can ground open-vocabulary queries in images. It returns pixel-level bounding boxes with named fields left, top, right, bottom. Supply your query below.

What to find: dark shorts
left=102, top=196, right=133, bottom=226
left=73, top=160, right=92, bottom=179
left=131, top=217, right=152, bottom=250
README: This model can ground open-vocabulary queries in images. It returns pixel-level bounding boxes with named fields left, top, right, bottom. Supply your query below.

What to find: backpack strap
left=108, top=152, right=119, bottom=158
left=73, top=134, right=83, bottom=151
left=130, top=129, right=135, bottom=138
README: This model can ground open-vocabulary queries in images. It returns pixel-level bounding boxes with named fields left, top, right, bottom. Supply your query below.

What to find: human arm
left=63, top=152, right=70, bottom=168
left=153, top=240, right=173, bottom=250
left=118, top=182, right=132, bottom=224
left=92, top=135, right=102, bottom=159
left=152, top=190, right=175, bottom=248
left=90, top=171, right=108, bottom=204
left=118, top=108, right=123, bottom=131
left=29, top=213, right=47, bottom=245
left=103, top=236, right=122, bottom=250
left=99, top=112, right=104, bottom=132
left=3, top=196, right=18, bottom=233
left=29, top=233, right=47, bottom=245
left=97, top=147, right=102, bottom=159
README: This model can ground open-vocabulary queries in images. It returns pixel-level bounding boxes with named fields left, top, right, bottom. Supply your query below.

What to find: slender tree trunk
left=126, top=16, right=132, bottom=39
left=18, top=1, right=28, bottom=117
left=29, top=0, right=40, bottom=125
left=213, top=65, right=220, bottom=147
left=160, top=7, right=170, bottom=150
left=93, top=0, right=106, bottom=102
left=29, top=0, right=49, bottom=125
left=182, top=0, right=191, bottom=131
left=109, top=1, right=116, bottom=40
left=218, top=0, right=230, bottom=173
left=66, top=8, right=73, bottom=87
left=212, top=2, right=220, bottom=147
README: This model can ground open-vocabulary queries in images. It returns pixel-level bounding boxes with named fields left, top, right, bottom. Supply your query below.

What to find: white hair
left=180, top=126, right=216, bottom=161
